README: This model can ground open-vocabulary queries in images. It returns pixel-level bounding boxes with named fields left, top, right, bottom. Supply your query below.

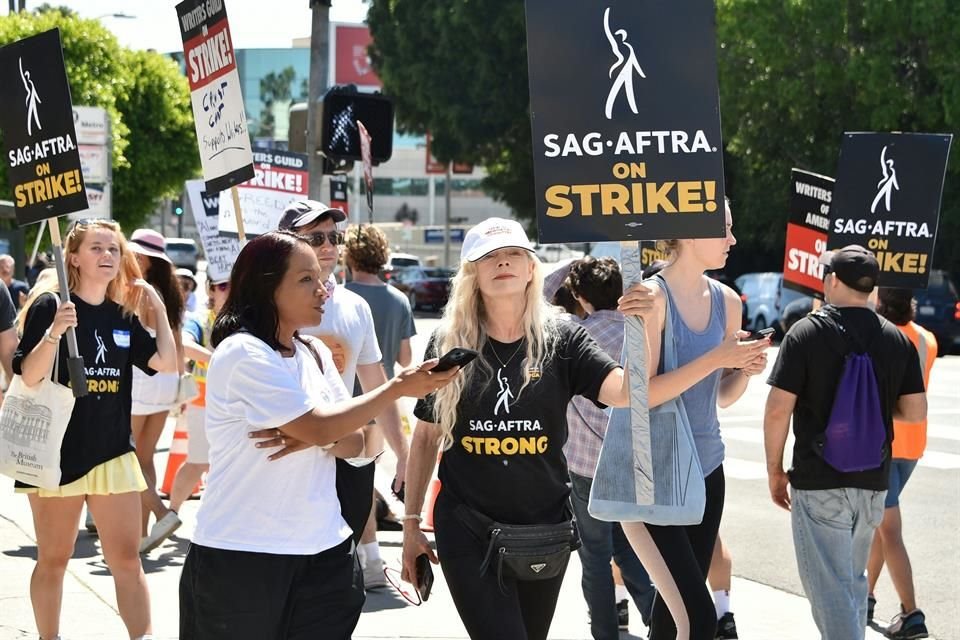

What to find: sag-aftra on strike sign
left=524, top=0, right=726, bottom=243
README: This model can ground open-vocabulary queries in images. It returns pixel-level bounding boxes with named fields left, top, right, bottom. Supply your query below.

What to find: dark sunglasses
left=209, top=282, right=230, bottom=292
left=304, top=231, right=344, bottom=247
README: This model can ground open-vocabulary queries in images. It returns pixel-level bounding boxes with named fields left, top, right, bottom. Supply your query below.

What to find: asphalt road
left=410, top=311, right=960, bottom=640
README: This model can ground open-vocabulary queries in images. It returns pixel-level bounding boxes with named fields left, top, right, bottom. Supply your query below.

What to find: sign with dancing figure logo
left=523, top=0, right=726, bottom=243
left=0, top=29, right=88, bottom=225
left=829, top=132, right=952, bottom=289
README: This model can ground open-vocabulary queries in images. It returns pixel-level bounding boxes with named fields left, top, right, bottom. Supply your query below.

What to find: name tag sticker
left=112, top=330, right=131, bottom=348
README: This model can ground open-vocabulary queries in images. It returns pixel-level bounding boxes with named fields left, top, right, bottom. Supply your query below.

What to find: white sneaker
left=139, top=511, right=182, bottom=554
left=362, top=559, right=388, bottom=590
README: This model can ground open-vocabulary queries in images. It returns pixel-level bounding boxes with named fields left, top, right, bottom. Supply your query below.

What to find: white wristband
left=398, top=514, right=422, bottom=522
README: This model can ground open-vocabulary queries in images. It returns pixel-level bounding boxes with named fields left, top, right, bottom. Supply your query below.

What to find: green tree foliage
left=111, top=49, right=198, bottom=231
left=0, top=9, right=198, bottom=238
left=367, top=0, right=535, bottom=223
left=368, top=0, right=958, bottom=275
left=717, top=0, right=960, bottom=275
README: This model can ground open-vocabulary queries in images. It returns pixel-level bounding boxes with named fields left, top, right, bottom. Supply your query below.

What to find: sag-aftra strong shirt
left=415, top=321, right=618, bottom=525
left=13, top=293, right=156, bottom=486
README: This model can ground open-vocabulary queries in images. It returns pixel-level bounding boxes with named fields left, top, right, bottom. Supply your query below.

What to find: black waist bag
left=456, top=504, right=580, bottom=591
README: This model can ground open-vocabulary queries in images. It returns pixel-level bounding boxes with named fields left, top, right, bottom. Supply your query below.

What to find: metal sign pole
left=47, top=217, right=87, bottom=397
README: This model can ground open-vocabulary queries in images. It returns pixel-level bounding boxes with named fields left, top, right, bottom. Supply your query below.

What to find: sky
left=34, top=0, right=369, bottom=53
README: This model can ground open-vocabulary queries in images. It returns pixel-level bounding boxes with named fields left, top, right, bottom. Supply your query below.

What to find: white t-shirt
left=301, top=284, right=382, bottom=390
left=193, top=333, right=353, bottom=555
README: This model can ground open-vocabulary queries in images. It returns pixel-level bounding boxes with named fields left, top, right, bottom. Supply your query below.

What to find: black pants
left=647, top=466, right=725, bottom=640
left=179, top=538, right=364, bottom=640
left=434, top=491, right=566, bottom=640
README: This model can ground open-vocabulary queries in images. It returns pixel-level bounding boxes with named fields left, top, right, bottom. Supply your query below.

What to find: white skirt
left=131, top=368, right=179, bottom=415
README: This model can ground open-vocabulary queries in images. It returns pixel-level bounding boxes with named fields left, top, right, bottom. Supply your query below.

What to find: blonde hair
left=432, top=253, right=558, bottom=449
left=655, top=197, right=733, bottom=260
left=17, top=220, right=143, bottom=333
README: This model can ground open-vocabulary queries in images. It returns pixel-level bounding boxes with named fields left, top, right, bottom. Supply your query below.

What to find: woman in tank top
left=621, top=199, right=771, bottom=640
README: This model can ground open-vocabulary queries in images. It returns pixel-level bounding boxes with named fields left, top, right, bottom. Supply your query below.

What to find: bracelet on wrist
left=43, top=329, right=61, bottom=345
left=398, top=514, right=422, bottom=522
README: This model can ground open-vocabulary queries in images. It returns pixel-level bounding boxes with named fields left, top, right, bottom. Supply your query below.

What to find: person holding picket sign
left=13, top=219, right=179, bottom=640
left=179, top=231, right=459, bottom=640
left=619, top=200, right=769, bottom=640
left=401, top=218, right=656, bottom=640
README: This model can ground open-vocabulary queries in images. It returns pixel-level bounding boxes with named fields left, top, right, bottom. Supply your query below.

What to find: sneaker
left=617, top=598, right=629, bottom=630
left=868, top=594, right=877, bottom=623
left=885, top=607, right=929, bottom=639
left=85, top=510, right=98, bottom=536
left=716, top=612, right=739, bottom=639
left=139, top=511, right=182, bottom=554
left=362, top=559, right=388, bottom=590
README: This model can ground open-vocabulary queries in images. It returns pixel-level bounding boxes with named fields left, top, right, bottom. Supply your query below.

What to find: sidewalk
left=0, top=489, right=898, bottom=639
left=0, top=416, right=898, bottom=640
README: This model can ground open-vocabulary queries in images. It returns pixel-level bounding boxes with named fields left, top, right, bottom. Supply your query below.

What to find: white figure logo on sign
left=870, top=145, right=900, bottom=214
left=19, top=57, right=42, bottom=136
left=603, top=7, right=645, bottom=120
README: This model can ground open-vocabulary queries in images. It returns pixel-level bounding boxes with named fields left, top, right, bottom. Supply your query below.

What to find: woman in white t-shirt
left=179, top=231, right=458, bottom=640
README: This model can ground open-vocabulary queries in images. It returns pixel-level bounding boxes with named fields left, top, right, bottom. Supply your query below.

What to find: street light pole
left=306, top=0, right=332, bottom=201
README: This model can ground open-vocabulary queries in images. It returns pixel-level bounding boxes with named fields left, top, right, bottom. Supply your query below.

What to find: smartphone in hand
left=746, top=327, right=775, bottom=341
left=415, top=553, right=434, bottom=601
left=431, top=347, right=479, bottom=372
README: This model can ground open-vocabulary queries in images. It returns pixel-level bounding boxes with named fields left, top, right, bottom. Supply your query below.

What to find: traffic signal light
left=172, top=196, right=184, bottom=216
left=320, top=86, right=394, bottom=164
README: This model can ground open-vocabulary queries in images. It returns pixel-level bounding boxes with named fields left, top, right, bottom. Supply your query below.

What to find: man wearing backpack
left=762, top=245, right=927, bottom=640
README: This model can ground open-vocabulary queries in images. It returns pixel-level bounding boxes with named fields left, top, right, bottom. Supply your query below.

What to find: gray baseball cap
left=278, top=199, right=347, bottom=230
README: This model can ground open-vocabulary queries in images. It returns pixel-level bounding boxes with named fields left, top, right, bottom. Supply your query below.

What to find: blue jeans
left=570, top=472, right=655, bottom=640
left=791, top=487, right=885, bottom=640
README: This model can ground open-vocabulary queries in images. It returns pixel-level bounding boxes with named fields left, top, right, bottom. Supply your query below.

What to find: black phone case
left=415, top=553, right=434, bottom=601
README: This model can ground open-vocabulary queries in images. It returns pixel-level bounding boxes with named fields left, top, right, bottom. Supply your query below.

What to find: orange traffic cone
left=159, top=416, right=201, bottom=498
left=421, top=453, right=443, bottom=532
left=422, top=477, right=442, bottom=532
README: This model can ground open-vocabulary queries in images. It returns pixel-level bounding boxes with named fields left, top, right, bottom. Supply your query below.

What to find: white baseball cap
left=461, top=218, right=534, bottom=262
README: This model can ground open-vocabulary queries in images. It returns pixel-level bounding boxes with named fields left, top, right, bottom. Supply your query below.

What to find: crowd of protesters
left=0, top=202, right=933, bottom=640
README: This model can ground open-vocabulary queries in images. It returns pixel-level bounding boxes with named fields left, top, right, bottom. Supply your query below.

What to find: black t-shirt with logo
left=13, top=293, right=157, bottom=486
left=414, top=321, right=619, bottom=525
left=767, top=305, right=925, bottom=491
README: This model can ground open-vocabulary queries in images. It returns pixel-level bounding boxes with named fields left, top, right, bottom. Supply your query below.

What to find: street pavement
left=0, top=311, right=954, bottom=639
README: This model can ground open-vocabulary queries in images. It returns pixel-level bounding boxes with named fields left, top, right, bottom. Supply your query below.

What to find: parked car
left=165, top=238, right=199, bottom=274
left=390, top=267, right=454, bottom=311
left=779, top=295, right=815, bottom=335
left=914, top=270, right=960, bottom=355
left=380, top=252, right=422, bottom=283
left=735, top=272, right=785, bottom=332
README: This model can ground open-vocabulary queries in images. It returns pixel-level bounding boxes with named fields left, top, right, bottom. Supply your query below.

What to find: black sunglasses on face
left=304, top=231, right=344, bottom=247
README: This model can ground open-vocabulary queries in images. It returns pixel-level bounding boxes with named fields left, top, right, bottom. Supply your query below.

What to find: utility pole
left=306, top=0, right=331, bottom=200
left=443, top=163, right=452, bottom=268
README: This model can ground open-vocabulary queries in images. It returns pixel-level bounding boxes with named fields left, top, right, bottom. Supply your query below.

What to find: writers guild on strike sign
left=782, top=169, right=834, bottom=298
left=0, top=28, right=88, bottom=224
left=524, top=0, right=726, bottom=243
left=176, top=0, right=254, bottom=194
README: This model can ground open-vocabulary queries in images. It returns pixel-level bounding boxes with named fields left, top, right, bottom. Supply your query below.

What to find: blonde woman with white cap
left=127, top=228, right=186, bottom=553
left=401, top=218, right=656, bottom=639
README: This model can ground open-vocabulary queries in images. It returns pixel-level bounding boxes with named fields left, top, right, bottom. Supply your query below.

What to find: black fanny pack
left=456, top=504, right=580, bottom=591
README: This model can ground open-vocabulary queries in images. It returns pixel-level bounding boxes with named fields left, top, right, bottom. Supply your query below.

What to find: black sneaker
left=868, top=594, right=877, bottom=623
left=885, top=608, right=929, bottom=639
left=617, top=599, right=629, bottom=630
left=716, top=612, right=739, bottom=639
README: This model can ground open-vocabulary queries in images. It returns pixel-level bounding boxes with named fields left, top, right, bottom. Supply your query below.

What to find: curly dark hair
left=344, top=224, right=389, bottom=274
left=566, top=257, right=622, bottom=311
left=142, top=255, right=184, bottom=331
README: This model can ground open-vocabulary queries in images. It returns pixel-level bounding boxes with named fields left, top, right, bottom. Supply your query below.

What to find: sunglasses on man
left=304, top=231, right=344, bottom=247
